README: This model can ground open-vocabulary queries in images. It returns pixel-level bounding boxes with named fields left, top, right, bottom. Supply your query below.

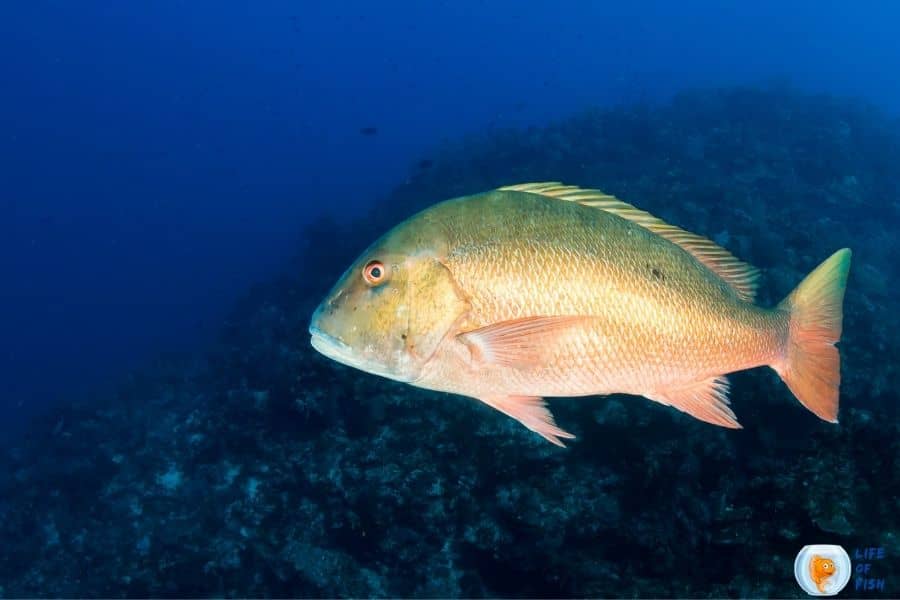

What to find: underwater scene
left=2, top=2, right=899, bottom=598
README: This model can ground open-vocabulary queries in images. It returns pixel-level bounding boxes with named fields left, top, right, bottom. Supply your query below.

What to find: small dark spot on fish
left=417, top=159, right=433, bottom=170
left=359, top=126, right=378, bottom=136
left=646, top=263, right=665, bottom=280
left=401, top=334, right=407, bottom=340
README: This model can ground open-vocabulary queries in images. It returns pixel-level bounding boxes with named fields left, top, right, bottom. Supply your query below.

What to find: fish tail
left=773, top=248, right=852, bottom=422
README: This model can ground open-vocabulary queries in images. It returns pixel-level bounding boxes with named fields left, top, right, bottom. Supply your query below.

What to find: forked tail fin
left=774, top=248, right=852, bottom=422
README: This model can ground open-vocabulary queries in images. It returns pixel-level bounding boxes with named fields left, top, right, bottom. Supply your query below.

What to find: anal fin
left=646, top=376, right=742, bottom=428
left=478, top=395, right=576, bottom=447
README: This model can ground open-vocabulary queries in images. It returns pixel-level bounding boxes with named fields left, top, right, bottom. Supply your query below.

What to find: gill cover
left=404, top=256, right=469, bottom=375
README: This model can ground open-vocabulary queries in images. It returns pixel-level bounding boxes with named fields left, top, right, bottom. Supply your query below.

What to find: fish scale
left=433, top=190, right=781, bottom=400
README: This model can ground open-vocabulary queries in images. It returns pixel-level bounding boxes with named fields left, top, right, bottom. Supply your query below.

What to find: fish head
left=309, top=215, right=468, bottom=382
left=812, top=556, right=836, bottom=576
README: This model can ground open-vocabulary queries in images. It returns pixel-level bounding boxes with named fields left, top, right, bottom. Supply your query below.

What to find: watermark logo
left=794, top=545, right=851, bottom=596
left=853, top=546, right=886, bottom=593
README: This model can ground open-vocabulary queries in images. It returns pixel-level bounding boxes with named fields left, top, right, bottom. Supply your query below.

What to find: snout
left=307, top=294, right=414, bottom=383
left=309, top=295, right=345, bottom=348
left=308, top=284, right=349, bottom=341
left=308, top=306, right=343, bottom=350
left=308, top=302, right=356, bottom=366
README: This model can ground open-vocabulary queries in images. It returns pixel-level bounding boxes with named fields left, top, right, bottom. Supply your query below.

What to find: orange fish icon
left=809, top=555, right=837, bottom=593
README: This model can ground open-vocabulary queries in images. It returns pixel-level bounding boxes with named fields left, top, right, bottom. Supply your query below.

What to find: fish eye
left=363, top=260, right=387, bottom=286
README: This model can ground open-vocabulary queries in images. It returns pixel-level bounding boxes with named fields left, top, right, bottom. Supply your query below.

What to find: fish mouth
left=309, top=326, right=355, bottom=365
left=308, top=325, right=412, bottom=383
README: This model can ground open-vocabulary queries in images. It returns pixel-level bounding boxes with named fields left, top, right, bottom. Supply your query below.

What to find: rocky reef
left=1, top=86, right=898, bottom=597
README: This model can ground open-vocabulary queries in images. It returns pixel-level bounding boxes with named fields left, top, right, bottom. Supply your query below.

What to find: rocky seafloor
left=1, top=86, right=898, bottom=597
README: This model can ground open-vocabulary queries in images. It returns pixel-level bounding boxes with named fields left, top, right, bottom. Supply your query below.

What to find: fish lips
left=308, top=325, right=353, bottom=364
left=308, top=324, right=413, bottom=383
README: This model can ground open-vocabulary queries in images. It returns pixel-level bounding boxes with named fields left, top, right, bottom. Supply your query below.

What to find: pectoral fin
left=478, top=395, right=576, bottom=447
left=458, top=316, right=588, bottom=369
left=646, top=376, right=742, bottom=428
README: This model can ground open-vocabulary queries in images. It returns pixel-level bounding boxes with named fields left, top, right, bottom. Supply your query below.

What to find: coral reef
left=1, top=86, right=898, bottom=597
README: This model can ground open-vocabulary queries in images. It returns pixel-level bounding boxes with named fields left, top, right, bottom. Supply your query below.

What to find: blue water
left=1, top=2, right=898, bottom=597
left=3, top=1, right=899, bottom=429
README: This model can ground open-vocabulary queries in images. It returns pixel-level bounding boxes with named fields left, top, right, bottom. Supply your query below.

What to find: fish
left=359, top=126, right=378, bottom=136
left=309, top=183, right=851, bottom=446
left=809, top=555, right=837, bottom=593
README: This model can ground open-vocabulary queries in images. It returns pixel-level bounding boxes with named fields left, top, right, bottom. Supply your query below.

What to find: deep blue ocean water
left=1, top=2, right=899, bottom=597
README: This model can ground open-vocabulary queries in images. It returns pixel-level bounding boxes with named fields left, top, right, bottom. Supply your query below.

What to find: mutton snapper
left=309, top=183, right=851, bottom=446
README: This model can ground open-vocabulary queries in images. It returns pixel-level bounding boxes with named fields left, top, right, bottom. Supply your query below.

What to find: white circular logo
left=794, top=544, right=852, bottom=596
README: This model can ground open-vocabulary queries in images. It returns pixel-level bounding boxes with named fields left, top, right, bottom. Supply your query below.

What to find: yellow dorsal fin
left=499, top=182, right=760, bottom=302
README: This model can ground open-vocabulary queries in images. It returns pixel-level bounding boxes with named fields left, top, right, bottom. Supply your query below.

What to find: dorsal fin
left=499, top=182, right=760, bottom=302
